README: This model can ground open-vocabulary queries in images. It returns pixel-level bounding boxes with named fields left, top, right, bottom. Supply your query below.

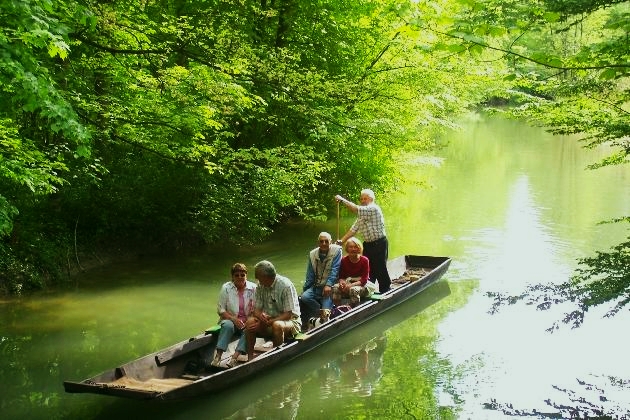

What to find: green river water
left=1, top=114, right=629, bottom=419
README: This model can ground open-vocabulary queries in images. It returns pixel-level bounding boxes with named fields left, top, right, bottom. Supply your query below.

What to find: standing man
left=300, top=232, right=342, bottom=328
left=245, top=260, right=301, bottom=360
left=335, top=189, right=391, bottom=293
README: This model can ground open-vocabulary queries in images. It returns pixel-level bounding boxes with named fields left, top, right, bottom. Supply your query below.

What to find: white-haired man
left=335, top=189, right=391, bottom=293
left=299, top=231, right=342, bottom=329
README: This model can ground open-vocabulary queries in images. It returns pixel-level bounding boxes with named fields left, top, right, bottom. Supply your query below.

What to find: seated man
left=245, top=260, right=301, bottom=360
left=299, top=232, right=342, bottom=329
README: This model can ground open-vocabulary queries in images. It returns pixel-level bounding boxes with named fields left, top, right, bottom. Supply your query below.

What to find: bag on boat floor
left=331, top=304, right=352, bottom=319
left=183, top=359, right=203, bottom=375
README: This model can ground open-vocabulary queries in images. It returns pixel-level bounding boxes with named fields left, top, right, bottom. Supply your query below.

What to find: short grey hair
left=361, top=188, right=375, bottom=200
left=318, top=232, right=332, bottom=241
left=254, top=260, right=276, bottom=278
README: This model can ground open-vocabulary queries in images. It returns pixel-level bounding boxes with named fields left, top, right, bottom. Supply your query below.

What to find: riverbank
left=0, top=231, right=207, bottom=296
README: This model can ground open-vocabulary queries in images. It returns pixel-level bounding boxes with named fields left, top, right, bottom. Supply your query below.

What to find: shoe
left=319, top=309, right=331, bottom=322
left=210, top=355, right=221, bottom=367
left=225, top=355, right=238, bottom=368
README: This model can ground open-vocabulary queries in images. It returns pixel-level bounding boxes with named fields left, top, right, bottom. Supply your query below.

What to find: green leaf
left=599, top=68, right=618, bottom=80
left=48, top=40, right=69, bottom=59
left=469, top=44, right=484, bottom=56
left=488, top=26, right=507, bottom=37
left=543, top=12, right=561, bottom=23
left=74, top=145, right=91, bottom=158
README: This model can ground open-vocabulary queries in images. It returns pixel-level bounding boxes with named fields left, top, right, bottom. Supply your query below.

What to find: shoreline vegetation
left=1, top=1, right=628, bottom=300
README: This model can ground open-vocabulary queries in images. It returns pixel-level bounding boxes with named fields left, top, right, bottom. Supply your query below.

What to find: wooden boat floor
left=99, top=376, right=196, bottom=392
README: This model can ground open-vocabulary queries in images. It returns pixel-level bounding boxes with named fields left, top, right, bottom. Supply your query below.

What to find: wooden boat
left=63, top=254, right=451, bottom=401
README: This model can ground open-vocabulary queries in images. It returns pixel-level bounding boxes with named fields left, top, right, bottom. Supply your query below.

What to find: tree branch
left=72, top=33, right=168, bottom=55
left=432, top=28, right=630, bottom=70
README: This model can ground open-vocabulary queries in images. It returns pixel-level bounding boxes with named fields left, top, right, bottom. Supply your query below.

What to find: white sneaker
left=210, top=355, right=221, bottom=367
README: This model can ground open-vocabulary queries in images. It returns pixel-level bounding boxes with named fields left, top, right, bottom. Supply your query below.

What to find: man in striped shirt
left=335, top=189, right=391, bottom=293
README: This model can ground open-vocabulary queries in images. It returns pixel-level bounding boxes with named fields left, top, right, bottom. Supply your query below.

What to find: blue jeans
left=300, top=286, right=332, bottom=326
left=216, top=319, right=247, bottom=354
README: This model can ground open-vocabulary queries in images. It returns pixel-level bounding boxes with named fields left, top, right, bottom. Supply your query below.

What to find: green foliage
left=1, top=0, right=626, bottom=300
left=0, top=195, right=18, bottom=238
left=543, top=0, right=628, bottom=15
left=571, top=222, right=630, bottom=318
left=3, top=0, right=493, bottom=292
left=0, top=243, right=44, bottom=294
left=192, top=144, right=329, bottom=244
left=0, top=119, right=68, bottom=196
left=0, top=0, right=91, bottom=145
left=0, top=0, right=93, bottom=287
left=432, top=0, right=630, bottom=168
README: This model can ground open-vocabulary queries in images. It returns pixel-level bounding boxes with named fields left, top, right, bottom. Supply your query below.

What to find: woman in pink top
left=332, top=237, right=371, bottom=307
left=212, top=263, right=256, bottom=368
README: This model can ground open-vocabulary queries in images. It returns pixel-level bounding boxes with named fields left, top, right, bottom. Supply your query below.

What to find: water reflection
left=327, top=336, right=385, bottom=398
left=223, top=337, right=386, bottom=420
left=218, top=281, right=450, bottom=419
left=224, top=380, right=303, bottom=420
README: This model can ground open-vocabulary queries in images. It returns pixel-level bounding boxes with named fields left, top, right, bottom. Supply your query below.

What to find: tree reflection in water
left=320, top=336, right=385, bottom=399
left=483, top=374, right=630, bottom=419
left=224, top=335, right=387, bottom=420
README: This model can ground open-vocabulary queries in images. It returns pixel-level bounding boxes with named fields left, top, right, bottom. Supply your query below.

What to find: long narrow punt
left=63, top=254, right=451, bottom=400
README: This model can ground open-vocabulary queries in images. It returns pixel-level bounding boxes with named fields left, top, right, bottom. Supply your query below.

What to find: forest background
left=1, top=0, right=628, bottom=326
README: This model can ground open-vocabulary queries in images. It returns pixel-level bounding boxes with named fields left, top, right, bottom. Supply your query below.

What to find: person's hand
left=335, top=194, right=344, bottom=202
left=323, top=285, right=332, bottom=297
left=246, top=318, right=259, bottom=331
left=335, top=239, right=343, bottom=246
left=339, top=278, right=348, bottom=292
left=260, top=312, right=271, bottom=325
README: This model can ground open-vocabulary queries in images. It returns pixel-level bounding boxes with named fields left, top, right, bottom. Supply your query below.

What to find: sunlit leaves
left=0, top=0, right=91, bottom=167
left=0, top=119, right=67, bottom=195
left=586, top=150, right=629, bottom=169
left=529, top=52, right=565, bottom=68
left=599, top=67, right=619, bottom=79
left=542, top=11, right=561, bottom=22
left=192, top=144, right=328, bottom=244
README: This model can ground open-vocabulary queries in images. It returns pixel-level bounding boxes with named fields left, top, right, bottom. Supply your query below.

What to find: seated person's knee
left=271, top=321, right=286, bottom=346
